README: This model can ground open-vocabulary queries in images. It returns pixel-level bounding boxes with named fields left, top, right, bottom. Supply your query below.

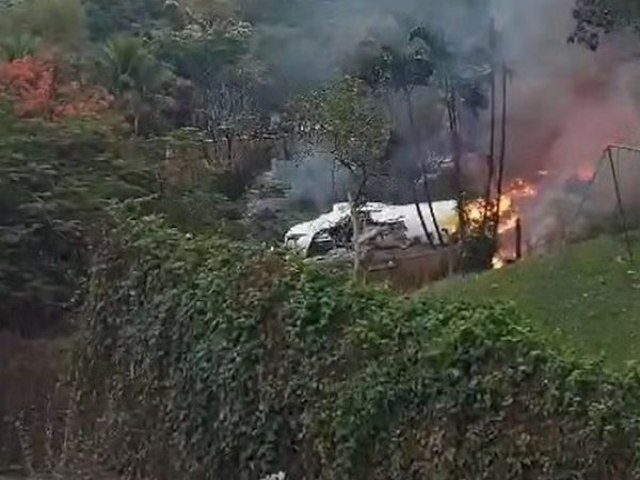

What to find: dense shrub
left=71, top=209, right=640, bottom=479
left=75, top=209, right=640, bottom=480
left=0, top=99, right=281, bottom=337
left=0, top=103, right=157, bottom=335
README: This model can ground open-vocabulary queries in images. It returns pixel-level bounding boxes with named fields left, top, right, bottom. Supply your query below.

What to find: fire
left=576, top=164, right=595, bottom=182
left=464, top=178, right=538, bottom=268
left=492, top=256, right=506, bottom=269
left=497, top=179, right=537, bottom=234
left=465, top=178, right=537, bottom=233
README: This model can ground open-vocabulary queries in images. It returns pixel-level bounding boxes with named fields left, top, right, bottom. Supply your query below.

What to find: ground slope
left=432, top=231, right=640, bottom=366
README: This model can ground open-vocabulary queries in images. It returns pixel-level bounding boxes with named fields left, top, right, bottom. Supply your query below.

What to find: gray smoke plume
left=257, top=0, right=640, bottom=245
left=494, top=0, right=640, bottom=249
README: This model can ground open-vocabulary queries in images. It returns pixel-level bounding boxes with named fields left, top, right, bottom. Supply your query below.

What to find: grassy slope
left=432, top=232, right=640, bottom=366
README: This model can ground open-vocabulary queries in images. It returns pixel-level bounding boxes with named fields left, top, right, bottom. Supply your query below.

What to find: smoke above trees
left=258, top=0, right=640, bottom=210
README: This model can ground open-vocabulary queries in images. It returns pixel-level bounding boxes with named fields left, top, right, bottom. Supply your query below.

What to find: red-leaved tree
left=0, top=56, right=113, bottom=119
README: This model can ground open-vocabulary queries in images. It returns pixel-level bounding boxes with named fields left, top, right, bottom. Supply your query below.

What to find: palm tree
left=0, top=32, right=41, bottom=61
left=102, top=35, right=173, bottom=135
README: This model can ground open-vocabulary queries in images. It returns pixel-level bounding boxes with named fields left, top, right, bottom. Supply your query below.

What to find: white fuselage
left=284, top=201, right=459, bottom=254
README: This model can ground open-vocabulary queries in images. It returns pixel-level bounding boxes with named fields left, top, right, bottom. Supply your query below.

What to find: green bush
left=0, top=104, right=157, bottom=335
left=75, top=209, right=640, bottom=480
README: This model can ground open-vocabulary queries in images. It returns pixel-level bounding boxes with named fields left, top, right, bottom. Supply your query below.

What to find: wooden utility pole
left=515, top=218, right=523, bottom=260
left=483, top=18, right=497, bottom=228
left=494, top=63, right=509, bottom=237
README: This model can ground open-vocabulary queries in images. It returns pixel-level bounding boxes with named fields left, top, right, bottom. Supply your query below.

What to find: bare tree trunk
left=404, top=87, right=416, bottom=129
left=494, top=64, right=509, bottom=235
left=413, top=185, right=435, bottom=247
left=483, top=23, right=497, bottom=228
left=384, top=91, right=395, bottom=126
left=133, top=114, right=140, bottom=137
left=420, top=165, right=445, bottom=245
left=348, top=192, right=362, bottom=280
left=331, top=157, right=337, bottom=203
left=46, top=62, right=59, bottom=121
left=446, top=81, right=465, bottom=241
left=404, top=87, right=442, bottom=246
left=353, top=168, right=368, bottom=205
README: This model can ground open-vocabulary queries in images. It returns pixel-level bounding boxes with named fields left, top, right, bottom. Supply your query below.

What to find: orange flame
left=465, top=179, right=537, bottom=231
left=465, top=178, right=538, bottom=268
left=576, top=164, right=595, bottom=182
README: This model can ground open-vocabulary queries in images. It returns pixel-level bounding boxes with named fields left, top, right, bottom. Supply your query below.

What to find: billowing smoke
left=257, top=0, right=640, bottom=245
left=494, top=0, right=640, bottom=179
left=491, top=0, right=640, bottom=250
left=257, top=0, right=490, bottom=208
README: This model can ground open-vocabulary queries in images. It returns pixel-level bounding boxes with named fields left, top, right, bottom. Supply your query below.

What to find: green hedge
left=76, top=210, right=640, bottom=480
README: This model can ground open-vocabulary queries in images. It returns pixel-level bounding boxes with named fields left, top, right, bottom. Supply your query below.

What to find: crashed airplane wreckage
left=284, top=201, right=462, bottom=288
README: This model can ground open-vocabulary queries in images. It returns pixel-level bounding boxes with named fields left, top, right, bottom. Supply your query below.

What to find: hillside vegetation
left=71, top=209, right=640, bottom=480
left=433, top=232, right=640, bottom=367
left=4, top=0, right=640, bottom=477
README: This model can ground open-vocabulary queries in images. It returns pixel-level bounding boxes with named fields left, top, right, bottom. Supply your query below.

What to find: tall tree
left=356, top=44, right=443, bottom=245
left=482, top=20, right=497, bottom=228
left=493, top=63, right=509, bottom=238
left=294, top=76, right=389, bottom=204
left=409, top=26, right=490, bottom=239
left=102, top=35, right=173, bottom=135
left=153, top=17, right=258, bottom=132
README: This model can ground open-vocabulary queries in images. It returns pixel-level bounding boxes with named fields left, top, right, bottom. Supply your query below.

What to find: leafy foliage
left=570, top=0, right=640, bottom=50
left=0, top=0, right=87, bottom=52
left=153, top=18, right=261, bottom=132
left=101, top=35, right=174, bottom=134
left=75, top=208, right=640, bottom=480
left=0, top=56, right=113, bottom=119
left=356, top=45, right=434, bottom=94
left=153, top=19, right=252, bottom=88
left=84, top=0, right=170, bottom=41
left=0, top=57, right=55, bottom=116
left=102, top=36, right=172, bottom=95
left=293, top=76, right=390, bottom=200
left=409, top=26, right=491, bottom=117
left=0, top=32, right=41, bottom=62
left=0, top=102, right=156, bottom=335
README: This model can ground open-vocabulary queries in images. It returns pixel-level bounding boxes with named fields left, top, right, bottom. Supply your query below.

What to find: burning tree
left=292, top=23, right=518, bottom=273
left=352, top=26, right=495, bottom=252
left=407, top=25, right=507, bottom=269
